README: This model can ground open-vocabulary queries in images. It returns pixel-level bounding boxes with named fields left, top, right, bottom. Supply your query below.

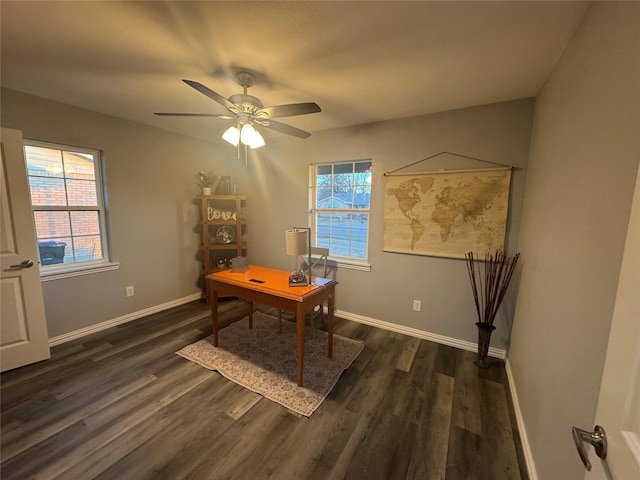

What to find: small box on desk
left=231, top=256, right=248, bottom=273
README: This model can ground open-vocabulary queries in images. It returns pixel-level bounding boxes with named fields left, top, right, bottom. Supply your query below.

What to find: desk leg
left=248, top=301, right=253, bottom=329
left=211, top=290, right=219, bottom=347
left=296, top=302, right=305, bottom=387
left=327, top=290, right=334, bottom=358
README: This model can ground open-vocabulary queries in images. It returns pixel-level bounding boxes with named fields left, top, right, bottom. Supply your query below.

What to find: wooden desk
left=206, top=265, right=338, bottom=387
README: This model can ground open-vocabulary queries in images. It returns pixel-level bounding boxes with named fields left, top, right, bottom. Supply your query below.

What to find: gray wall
left=1, top=89, right=246, bottom=337
left=508, top=2, right=640, bottom=479
left=1, top=87, right=534, bottom=349
left=246, top=99, right=533, bottom=351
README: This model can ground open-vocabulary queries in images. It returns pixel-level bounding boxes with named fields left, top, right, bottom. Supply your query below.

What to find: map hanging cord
left=383, top=151, right=513, bottom=176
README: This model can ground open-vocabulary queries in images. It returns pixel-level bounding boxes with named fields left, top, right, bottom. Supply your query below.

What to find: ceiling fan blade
left=262, top=119, right=312, bottom=139
left=182, top=79, right=237, bottom=112
left=154, top=112, right=234, bottom=119
left=257, top=102, right=321, bottom=118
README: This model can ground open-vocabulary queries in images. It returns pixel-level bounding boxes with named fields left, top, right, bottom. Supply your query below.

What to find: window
left=24, top=140, right=110, bottom=273
left=311, top=160, right=372, bottom=263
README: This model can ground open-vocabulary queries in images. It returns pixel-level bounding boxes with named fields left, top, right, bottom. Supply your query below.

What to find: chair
left=279, top=247, right=330, bottom=331
left=308, top=247, right=329, bottom=279
left=306, top=247, right=330, bottom=329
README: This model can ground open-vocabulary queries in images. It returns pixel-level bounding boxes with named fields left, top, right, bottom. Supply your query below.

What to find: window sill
left=40, top=261, right=120, bottom=282
left=332, top=259, right=371, bottom=272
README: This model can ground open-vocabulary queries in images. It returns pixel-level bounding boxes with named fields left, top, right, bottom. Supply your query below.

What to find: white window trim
left=330, top=258, right=372, bottom=272
left=24, top=139, right=112, bottom=276
left=40, top=261, right=120, bottom=281
left=310, top=160, right=372, bottom=267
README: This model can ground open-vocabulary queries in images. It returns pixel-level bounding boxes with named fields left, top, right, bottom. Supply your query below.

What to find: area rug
left=176, top=312, right=364, bottom=416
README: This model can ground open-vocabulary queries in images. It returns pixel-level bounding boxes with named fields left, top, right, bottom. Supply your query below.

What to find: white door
left=0, top=128, right=50, bottom=372
left=578, top=165, right=640, bottom=479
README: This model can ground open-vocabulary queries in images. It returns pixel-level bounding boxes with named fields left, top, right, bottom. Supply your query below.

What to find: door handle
left=10, top=260, right=34, bottom=269
left=572, top=425, right=607, bottom=471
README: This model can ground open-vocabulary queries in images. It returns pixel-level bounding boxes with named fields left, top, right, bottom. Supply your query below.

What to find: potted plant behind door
left=465, top=250, right=520, bottom=368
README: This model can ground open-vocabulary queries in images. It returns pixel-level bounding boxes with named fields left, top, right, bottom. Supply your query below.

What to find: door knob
left=572, top=425, right=607, bottom=471
left=10, top=260, right=34, bottom=269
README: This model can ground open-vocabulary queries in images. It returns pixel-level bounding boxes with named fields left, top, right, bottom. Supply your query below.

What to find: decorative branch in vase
left=465, top=250, right=520, bottom=368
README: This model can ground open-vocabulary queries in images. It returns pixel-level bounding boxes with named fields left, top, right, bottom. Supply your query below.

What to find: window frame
left=23, top=139, right=115, bottom=278
left=310, top=159, right=372, bottom=270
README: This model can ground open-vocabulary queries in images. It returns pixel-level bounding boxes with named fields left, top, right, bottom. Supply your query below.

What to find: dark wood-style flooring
left=1, top=300, right=527, bottom=479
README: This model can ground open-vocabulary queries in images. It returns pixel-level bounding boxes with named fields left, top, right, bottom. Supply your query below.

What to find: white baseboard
left=50, top=300, right=507, bottom=358
left=335, top=308, right=506, bottom=359
left=48, top=293, right=202, bottom=347
left=505, top=358, right=538, bottom=480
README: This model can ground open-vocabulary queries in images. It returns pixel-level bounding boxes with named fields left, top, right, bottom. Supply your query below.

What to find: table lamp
left=285, top=227, right=312, bottom=286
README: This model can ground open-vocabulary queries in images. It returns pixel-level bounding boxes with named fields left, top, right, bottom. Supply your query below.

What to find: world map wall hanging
left=383, top=167, right=512, bottom=259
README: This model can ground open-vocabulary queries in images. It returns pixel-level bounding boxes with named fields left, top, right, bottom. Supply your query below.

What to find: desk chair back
left=279, top=247, right=330, bottom=331
left=309, top=247, right=330, bottom=279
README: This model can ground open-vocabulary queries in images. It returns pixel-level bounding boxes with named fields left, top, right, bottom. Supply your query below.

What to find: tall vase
left=475, top=322, right=496, bottom=368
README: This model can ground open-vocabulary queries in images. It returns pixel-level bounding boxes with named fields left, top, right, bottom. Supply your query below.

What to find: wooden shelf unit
left=198, top=194, right=246, bottom=296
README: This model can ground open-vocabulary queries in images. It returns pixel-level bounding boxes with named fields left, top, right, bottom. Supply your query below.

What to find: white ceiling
left=1, top=1, right=590, bottom=143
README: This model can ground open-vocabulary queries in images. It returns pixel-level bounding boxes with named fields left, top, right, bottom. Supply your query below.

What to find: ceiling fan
left=155, top=71, right=321, bottom=148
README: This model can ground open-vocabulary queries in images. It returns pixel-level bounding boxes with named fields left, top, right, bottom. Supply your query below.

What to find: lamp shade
left=240, top=124, right=265, bottom=149
left=222, top=125, right=240, bottom=146
left=285, top=229, right=308, bottom=255
left=248, top=129, right=265, bottom=149
left=222, top=123, right=265, bottom=149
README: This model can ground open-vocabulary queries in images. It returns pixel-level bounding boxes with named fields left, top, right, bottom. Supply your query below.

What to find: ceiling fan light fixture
left=222, top=125, right=240, bottom=146
left=240, top=124, right=265, bottom=149
left=158, top=74, right=318, bottom=152
left=249, top=129, right=265, bottom=149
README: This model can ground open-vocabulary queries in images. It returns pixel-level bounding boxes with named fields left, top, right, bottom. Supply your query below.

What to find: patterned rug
left=176, top=312, right=364, bottom=416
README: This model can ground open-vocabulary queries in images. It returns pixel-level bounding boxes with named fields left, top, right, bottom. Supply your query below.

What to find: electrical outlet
left=413, top=299, right=422, bottom=312
left=126, top=286, right=134, bottom=297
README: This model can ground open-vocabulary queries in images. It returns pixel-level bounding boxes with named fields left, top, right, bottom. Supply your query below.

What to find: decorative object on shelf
left=195, top=171, right=219, bottom=196
left=465, top=250, right=520, bottom=368
left=217, top=175, right=231, bottom=195
left=285, top=227, right=312, bottom=286
left=216, top=225, right=235, bottom=244
left=207, top=207, right=237, bottom=221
